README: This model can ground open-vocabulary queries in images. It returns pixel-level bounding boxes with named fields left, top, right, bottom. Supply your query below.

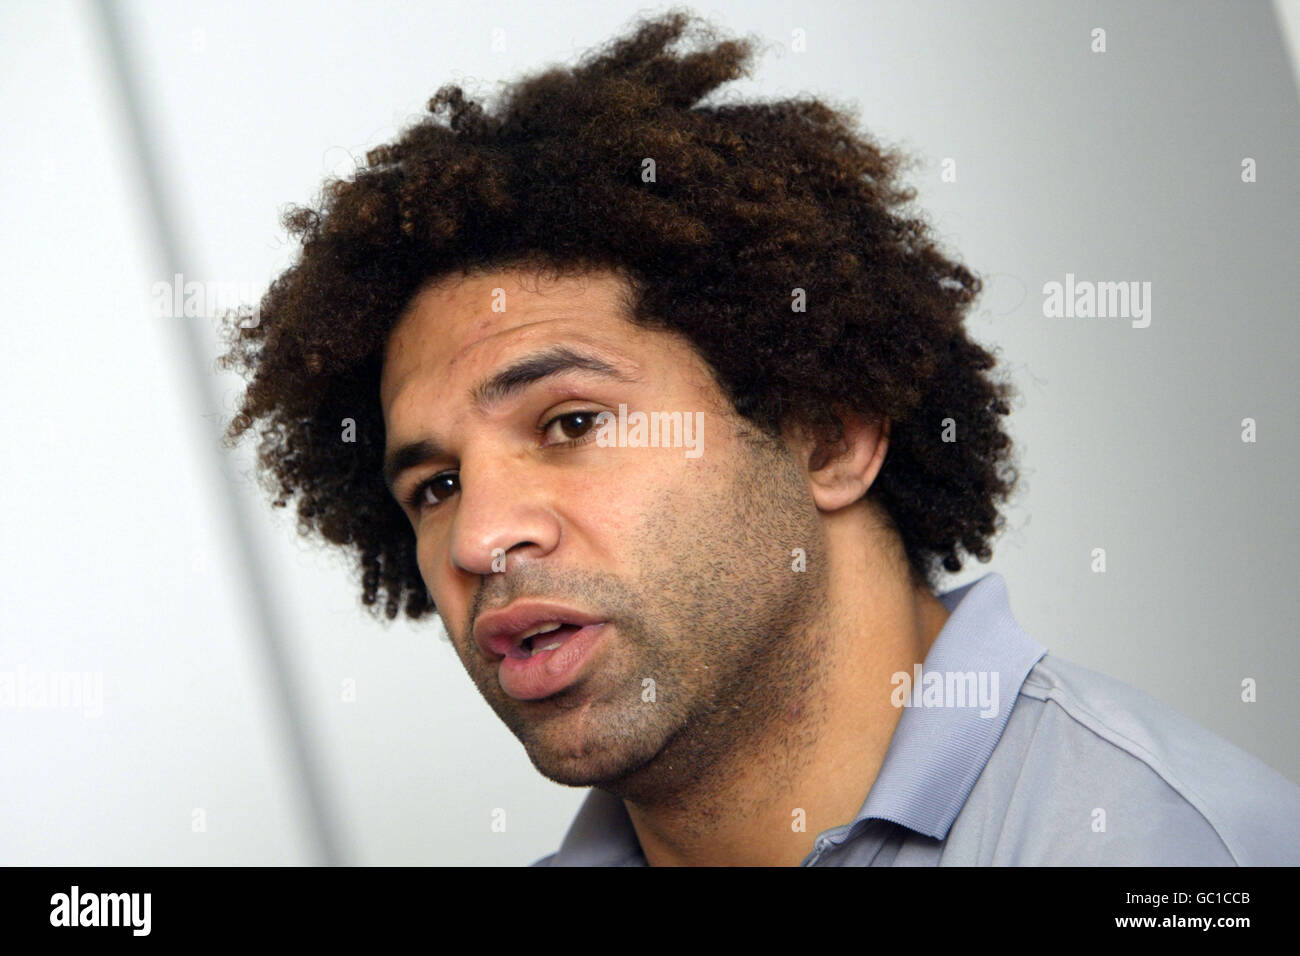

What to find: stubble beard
left=459, top=426, right=833, bottom=809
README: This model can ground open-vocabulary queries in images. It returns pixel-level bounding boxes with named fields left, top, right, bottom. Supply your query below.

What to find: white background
left=2, top=0, right=1298, bottom=864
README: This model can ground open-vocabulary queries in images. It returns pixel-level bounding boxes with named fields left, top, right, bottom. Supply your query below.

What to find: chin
left=521, top=718, right=667, bottom=790
left=526, top=747, right=641, bottom=788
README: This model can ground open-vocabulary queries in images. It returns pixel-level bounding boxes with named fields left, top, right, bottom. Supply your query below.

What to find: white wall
left=2, top=0, right=1297, bottom=865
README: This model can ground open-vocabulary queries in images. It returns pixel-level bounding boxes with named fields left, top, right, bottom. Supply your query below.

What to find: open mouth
left=495, top=621, right=610, bottom=701
left=508, top=622, right=584, bottom=660
left=474, top=603, right=611, bottom=700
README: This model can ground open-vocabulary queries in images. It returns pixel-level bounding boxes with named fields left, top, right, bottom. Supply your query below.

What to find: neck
left=623, top=524, right=951, bottom=866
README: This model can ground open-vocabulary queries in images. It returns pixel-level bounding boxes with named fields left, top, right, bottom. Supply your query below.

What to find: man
left=222, top=11, right=1300, bottom=865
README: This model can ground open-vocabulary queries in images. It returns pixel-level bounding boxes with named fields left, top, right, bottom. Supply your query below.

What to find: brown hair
left=220, top=8, right=1018, bottom=620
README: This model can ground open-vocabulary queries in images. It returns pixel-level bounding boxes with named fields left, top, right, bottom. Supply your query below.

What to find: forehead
left=379, top=267, right=642, bottom=410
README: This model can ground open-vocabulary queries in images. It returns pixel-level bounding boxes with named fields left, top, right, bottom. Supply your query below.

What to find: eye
left=406, top=472, right=460, bottom=512
left=541, top=410, right=602, bottom=446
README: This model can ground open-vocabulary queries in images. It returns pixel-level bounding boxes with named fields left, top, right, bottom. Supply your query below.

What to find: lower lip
left=498, top=623, right=608, bottom=701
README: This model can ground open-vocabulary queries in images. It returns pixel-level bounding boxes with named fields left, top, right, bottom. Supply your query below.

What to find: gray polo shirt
left=533, top=572, right=1300, bottom=865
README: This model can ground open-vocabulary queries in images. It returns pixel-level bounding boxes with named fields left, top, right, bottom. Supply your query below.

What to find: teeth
left=530, top=641, right=564, bottom=656
left=517, top=621, right=564, bottom=642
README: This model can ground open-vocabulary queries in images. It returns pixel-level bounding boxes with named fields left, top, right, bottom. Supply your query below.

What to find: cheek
left=562, top=491, right=638, bottom=553
left=566, top=446, right=713, bottom=537
left=414, top=528, right=452, bottom=601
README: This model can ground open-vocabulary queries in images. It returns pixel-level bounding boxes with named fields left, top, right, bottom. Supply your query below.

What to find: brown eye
left=560, top=412, right=597, bottom=438
left=544, top=411, right=600, bottom=444
left=414, top=473, right=459, bottom=509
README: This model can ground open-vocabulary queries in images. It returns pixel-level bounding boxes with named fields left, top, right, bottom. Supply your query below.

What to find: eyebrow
left=470, top=344, right=638, bottom=412
left=383, top=344, right=640, bottom=494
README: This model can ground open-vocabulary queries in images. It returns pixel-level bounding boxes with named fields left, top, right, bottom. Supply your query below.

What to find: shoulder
left=530, top=852, right=558, bottom=867
left=978, top=653, right=1300, bottom=864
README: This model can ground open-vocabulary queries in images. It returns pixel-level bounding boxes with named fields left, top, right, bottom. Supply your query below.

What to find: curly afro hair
left=220, top=8, right=1018, bottom=621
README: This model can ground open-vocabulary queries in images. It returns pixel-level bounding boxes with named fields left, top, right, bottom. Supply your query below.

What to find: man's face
left=380, top=267, right=828, bottom=797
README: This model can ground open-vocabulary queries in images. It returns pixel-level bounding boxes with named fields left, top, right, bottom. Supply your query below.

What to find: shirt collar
left=547, top=571, right=1046, bottom=864
left=849, top=570, right=1046, bottom=839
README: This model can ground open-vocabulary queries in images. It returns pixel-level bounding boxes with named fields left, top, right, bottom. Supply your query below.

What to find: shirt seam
left=982, top=690, right=1054, bottom=860
left=1018, top=675, right=1241, bottom=864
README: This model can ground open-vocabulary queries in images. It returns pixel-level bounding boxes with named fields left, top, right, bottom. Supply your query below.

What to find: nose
left=447, top=457, right=561, bottom=577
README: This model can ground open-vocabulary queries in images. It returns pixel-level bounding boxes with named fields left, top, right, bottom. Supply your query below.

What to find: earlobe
left=805, top=408, right=890, bottom=512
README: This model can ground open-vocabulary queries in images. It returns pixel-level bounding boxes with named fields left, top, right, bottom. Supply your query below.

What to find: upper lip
left=473, top=600, right=606, bottom=659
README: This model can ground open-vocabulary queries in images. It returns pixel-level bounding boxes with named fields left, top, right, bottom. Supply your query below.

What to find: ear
left=796, top=406, right=890, bottom=513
